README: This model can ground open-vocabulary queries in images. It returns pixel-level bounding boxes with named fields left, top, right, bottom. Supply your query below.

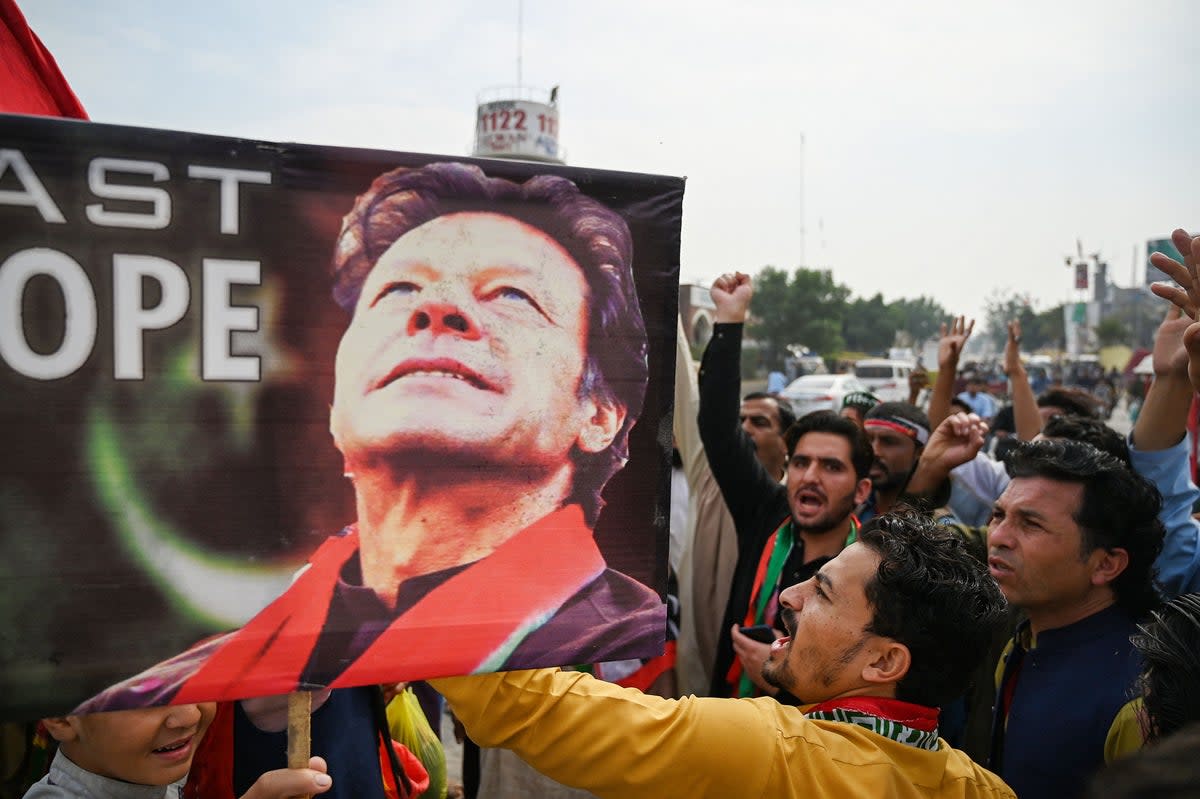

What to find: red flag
left=0, top=0, right=87, bottom=118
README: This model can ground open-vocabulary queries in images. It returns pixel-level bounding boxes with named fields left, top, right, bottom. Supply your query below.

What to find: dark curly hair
left=330, top=162, right=648, bottom=525
left=1037, top=387, right=1099, bottom=419
left=1134, top=593, right=1200, bottom=741
left=858, top=512, right=1008, bottom=707
left=1005, top=439, right=1164, bottom=617
left=1041, top=414, right=1130, bottom=466
left=783, top=410, right=873, bottom=479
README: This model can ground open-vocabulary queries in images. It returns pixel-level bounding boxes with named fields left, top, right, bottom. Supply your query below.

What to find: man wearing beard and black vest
left=698, top=272, right=873, bottom=698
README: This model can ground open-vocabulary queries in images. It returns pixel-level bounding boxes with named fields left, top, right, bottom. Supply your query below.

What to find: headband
left=841, top=391, right=881, bottom=411
left=864, top=416, right=930, bottom=446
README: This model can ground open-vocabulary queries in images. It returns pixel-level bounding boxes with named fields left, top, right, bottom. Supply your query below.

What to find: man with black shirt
left=699, top=271, right=872, bottom=697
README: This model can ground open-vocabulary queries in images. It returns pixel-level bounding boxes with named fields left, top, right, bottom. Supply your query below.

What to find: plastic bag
left=387, top=687, right=447, bottom=799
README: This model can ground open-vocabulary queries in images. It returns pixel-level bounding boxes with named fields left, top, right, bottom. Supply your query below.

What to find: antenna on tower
left=472, top=2, right=563, bottom=164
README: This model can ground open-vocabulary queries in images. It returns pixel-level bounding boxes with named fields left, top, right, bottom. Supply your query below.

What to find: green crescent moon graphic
left=86, top=405, right=298, bottom=629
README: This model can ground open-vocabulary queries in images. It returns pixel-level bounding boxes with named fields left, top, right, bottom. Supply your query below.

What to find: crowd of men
left=441, top=230, right=1200, bottom=797
left=17, top=228, right=1200, bottom=799
left=642, top=257, right=1199, bottom=799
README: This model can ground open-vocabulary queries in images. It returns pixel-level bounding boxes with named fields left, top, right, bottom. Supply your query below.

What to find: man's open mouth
left=375, top=358, right=498, bottom=392
left=780, top=609, right=797, bottom=638
left=793, top=489, right=825, bottom=511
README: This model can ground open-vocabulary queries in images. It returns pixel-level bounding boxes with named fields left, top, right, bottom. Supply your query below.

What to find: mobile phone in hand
left=738, top=624, right=777, bottom=644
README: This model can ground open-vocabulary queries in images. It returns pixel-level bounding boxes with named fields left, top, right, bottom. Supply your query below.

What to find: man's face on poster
left=330, top=210, right=621, bottom=471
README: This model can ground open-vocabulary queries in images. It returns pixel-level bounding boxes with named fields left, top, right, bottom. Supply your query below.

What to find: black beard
left=792, top=490, right=858, bottom=536
left=870, top=471, right=907, bottom=493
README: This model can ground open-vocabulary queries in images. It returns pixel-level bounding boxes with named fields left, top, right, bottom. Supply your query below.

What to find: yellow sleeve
left=1104, top=698, right=1145, bottom=763
left=432, top=669, right=778, bottom=799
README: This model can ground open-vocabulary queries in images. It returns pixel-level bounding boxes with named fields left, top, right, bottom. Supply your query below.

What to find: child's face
left=53, top=702, right=216, bottom=786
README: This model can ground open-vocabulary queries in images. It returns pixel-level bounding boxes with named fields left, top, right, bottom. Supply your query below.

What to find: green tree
left=748, top=266, right=850, bottom=364
left=984, top=289, right=1038, bottom=350
left=1023, top=304, right=1065, bottom=351
left=893, top=296, right=948, bottom=343
left=843, top=293, right=900, bottom=354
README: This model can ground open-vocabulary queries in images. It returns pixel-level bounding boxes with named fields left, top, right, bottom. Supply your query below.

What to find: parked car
left=780, top=374, right=870, bottom=418
left=853, top=359, right=914, bottom=403
left=792, top=353, right=829, bottom=377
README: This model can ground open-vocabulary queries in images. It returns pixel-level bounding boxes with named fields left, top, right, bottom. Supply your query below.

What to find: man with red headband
left=858, top=401, right=930, bottom=523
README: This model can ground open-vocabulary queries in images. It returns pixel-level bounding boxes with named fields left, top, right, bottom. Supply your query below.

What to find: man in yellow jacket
left=434, top=512, right=1014, bottom=798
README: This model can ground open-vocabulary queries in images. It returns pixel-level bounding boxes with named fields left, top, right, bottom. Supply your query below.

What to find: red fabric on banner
left=0, top=0, right=87, bottom=118
left=174, top=504, right=607, bottom=702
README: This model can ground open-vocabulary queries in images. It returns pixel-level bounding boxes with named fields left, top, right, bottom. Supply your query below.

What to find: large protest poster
left=0, top=113, right=683, bottom=718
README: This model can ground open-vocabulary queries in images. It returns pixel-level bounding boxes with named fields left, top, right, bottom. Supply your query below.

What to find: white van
left=853, top=359, right=914, bottom=403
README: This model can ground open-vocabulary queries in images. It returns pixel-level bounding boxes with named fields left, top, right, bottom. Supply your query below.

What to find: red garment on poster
left=174, top=504, right=608, bottom=703
left=0, top=0, right=87, bottom=118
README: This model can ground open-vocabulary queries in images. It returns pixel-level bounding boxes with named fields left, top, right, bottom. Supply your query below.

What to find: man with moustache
left=857, top=401, right=930, bottom=523
left=673, top=312, right=796, bottom=693
left=698, top=272, right=873, bottom=698
left=431, top=514, right=1014, bottom=798
left=984, top=439, right=1163, bottom=799
left=76, top=161, right=665, bottom=712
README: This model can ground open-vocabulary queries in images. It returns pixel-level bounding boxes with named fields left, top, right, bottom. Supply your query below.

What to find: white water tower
left=472, top=85, right=563, bottom=164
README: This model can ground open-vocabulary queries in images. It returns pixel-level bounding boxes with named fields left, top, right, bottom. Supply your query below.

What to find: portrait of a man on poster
left=0, top=117, right=680, bottom=716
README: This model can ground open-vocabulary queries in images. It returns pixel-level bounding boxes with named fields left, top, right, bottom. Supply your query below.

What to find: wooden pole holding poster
left=287, top=691, right=312, bottom=798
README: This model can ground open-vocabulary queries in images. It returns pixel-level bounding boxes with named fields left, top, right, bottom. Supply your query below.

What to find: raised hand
left=1149, top=229, right=1200, bottom=392
left=710, top=271, right=754, bottom=323
left=928, top=412, right=988, bottom=471
left=1003, top=320, right=1023, bottom=376
left=1151, top=305, right=1192, bottom=379
left=938, top=316, right=975, bottom=370
left=1150, top=229, right=1200, bottom=319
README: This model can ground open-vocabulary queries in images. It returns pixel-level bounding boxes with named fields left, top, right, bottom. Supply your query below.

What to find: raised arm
left=927, top=316, right=974, bottom=430
left=696, top=273, right=784, bottom=523
left=908, top=364, right=930, bottom=407
left=1141, top=228, right=1200, bottom=596
left=904, top=412, right=989, bottom=497
left=1149, top=229, right=1200, bottom=399
left=1005, top=320, right=1041, bottom=441
left=1133, top=304, right=1194, bottom=452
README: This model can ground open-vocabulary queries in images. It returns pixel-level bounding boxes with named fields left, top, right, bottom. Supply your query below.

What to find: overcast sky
left=22, top=0, right=1200, bottom=324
